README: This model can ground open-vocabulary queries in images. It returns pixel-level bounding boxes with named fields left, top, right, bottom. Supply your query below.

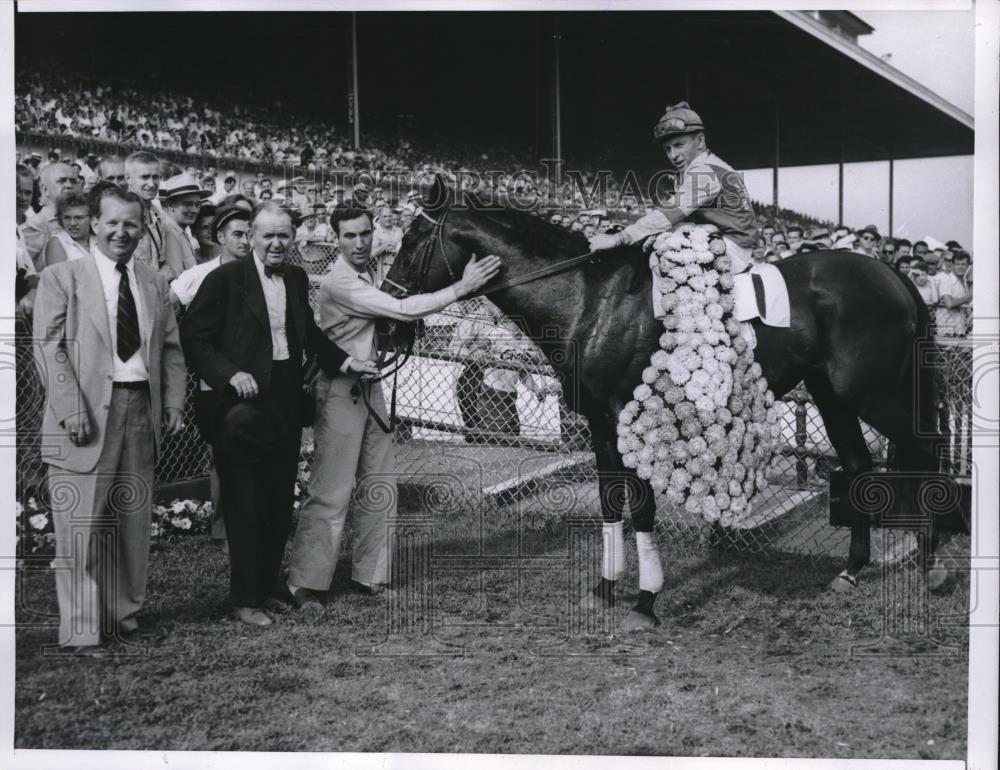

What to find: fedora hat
left=160, top=172, right=211, bottom=202
left=857, top=224, right=881, bottom=240
left=217, top=396, right=290, bottom=461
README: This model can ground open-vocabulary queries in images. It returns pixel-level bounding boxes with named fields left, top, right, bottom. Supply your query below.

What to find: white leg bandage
left=635, top=531, right=664, bottom=593
left=602, top=521, right=626, bottom=582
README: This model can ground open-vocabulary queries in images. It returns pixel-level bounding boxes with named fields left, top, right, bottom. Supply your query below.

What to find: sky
left=743, top=9, right=975, bottom=245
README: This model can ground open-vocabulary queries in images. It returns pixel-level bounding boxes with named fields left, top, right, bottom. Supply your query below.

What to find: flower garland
left=617, top=223, right=781, bottom=526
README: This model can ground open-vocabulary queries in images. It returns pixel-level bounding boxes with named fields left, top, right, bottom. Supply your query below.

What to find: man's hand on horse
left=456, top=253, right=502, bottom=297
left=348, top=359, right=380, bottom=377
left=589, top=233, right=622, bottom=252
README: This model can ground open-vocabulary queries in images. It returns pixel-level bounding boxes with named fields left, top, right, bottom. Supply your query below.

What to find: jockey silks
left=621, top=151, right=759, bottom=254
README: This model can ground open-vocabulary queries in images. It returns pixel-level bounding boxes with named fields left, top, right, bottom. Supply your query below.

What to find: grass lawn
left=14, top=515, right=969, bottom=758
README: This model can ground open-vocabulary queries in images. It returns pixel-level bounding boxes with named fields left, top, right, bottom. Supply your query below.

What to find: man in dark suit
left=180, top=202, right=377, bottom=626
left=33, top=185, right=187, bottom=653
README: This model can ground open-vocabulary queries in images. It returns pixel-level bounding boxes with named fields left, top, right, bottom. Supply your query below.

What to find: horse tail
left=893, top=272, right=945, bottom=473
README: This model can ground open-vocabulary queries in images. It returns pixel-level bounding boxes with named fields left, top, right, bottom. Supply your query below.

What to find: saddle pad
left=733, top=263, right=790, bottom=327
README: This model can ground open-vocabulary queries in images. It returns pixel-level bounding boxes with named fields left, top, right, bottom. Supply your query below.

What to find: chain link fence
left=14, top=250, right=974, bottom=562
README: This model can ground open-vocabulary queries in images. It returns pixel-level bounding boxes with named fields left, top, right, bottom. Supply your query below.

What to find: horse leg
left=860, top=403, right=950, bottom=592
left=804, top=374, right=874, bottom=592
left=582, top=414, right=627, bottom=610
left=620, top=470, right=662, bottom=631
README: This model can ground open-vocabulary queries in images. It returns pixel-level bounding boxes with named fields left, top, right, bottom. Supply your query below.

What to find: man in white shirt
left=284, top=204, right=502, bottom=607
left=935, top=251, right=972, bottom=337
left=32, top=185, right=186, bottom=652
left=160, top=172, right=211, bottom=269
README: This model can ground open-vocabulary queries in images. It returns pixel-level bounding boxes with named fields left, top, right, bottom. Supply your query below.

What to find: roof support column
left=888, top=152, right=894, bottom=238
left=773, top=105, right=780, bottom=212
left=838, top=109, right=845, bottom=226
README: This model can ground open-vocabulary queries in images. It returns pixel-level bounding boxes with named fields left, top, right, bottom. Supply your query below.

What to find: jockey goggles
left=653, top=102, right=705, bottom=142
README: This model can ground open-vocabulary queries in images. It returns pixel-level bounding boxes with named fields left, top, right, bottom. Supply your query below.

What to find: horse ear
left=418, top=171, right=453, bottom=215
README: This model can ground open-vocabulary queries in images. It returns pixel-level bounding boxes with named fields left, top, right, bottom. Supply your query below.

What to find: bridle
left=365, top=203, right=604, bottom=433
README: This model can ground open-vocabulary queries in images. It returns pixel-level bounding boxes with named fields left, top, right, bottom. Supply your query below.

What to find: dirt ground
left=14, top=521, right=969, bottom=758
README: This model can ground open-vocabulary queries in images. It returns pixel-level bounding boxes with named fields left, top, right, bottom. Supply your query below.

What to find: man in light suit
left=33, top=185, right=187, bottom=653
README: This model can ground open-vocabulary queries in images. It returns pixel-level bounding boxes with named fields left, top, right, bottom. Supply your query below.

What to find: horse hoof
left=620, top=610, right=659, bottom=632
left=827, top=572, right=858, bottom=594
left=580, top=579, right=616, bottom=611
left=927, top=565, right=951, bottom=593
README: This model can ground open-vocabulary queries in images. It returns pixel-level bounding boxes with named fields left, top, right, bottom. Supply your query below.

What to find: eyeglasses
left=883, top=249, right=896, bottom=256
left=860, top=235, right=875, bottom=242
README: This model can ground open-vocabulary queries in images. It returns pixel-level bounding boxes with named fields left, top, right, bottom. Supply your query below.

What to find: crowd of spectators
left=16, top=72, right=973, bottom=338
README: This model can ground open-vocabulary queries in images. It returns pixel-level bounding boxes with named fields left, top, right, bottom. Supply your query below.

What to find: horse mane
left=456, top=193, right=648, bottom=283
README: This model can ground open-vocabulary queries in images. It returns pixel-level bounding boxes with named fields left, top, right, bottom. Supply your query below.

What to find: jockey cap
left=653, top=102, right=705, bottom=143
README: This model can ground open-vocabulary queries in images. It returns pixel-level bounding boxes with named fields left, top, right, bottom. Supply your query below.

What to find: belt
left=113, top=381, right=149, bottom=390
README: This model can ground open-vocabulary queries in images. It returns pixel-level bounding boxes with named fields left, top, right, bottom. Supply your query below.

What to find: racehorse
left=380, top=176, right=947, bottom=630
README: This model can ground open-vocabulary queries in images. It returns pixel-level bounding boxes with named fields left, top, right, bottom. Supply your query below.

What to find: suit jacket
left=32, top=253, right=188, bottom=473
left=134, top=205, right=196, bottom=283
left=179, top=255, right=349, bottom=436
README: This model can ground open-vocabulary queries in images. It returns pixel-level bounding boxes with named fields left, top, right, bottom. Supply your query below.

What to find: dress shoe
left=286, top=583, right=324, bottom=611
left=234, top=607, right=272, bottom=627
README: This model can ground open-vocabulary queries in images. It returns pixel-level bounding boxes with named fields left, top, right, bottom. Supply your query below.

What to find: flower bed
left=617, top=223, right=781, bottom=526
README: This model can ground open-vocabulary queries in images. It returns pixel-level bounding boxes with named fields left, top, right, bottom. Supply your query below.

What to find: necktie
left=264, top=263, right=286, bottom=278
left=116, top=261, right=141, bottom=362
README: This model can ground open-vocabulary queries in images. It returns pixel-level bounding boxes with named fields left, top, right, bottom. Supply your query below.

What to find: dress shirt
left=251, top=251, right=289, bottom=361
left=318, top=256, right=460, bottom=363
left=170, top=255, right=229, bottom=307
left=92, top=244, right=150, bottom=381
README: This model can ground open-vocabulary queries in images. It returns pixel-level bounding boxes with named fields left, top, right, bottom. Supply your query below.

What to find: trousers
left=287, top=373, right=394, bottom=591
left=49, top=387, right=154, bottom=647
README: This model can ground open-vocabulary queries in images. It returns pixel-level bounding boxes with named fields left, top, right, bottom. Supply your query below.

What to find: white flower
left=29, top=513, right=49, bottom=530
left=642, top=366, right=658, bottom=385
left=633, top=384, right=652, bottom=402
left=170, top=500, right=186, bottom=514
left=16, top=502, right=24, bottom=516
left=651, top=350, right=671, bottom=370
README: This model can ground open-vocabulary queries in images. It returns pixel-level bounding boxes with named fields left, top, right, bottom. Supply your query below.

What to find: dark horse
left=381, top=179, right=945, bottom=629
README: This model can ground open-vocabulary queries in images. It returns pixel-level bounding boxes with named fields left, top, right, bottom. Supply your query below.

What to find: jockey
left=589, top=102, right=759, bottom=274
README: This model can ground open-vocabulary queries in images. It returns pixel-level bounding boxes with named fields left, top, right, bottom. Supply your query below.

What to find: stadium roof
left=654, top=10, right=974, bottom=170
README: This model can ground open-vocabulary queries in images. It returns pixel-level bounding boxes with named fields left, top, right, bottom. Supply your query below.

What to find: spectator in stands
left=879, top=238, right=897, bottom=267
left=372, top=204, right=402, bottom=260
left=283, top=204, right=501, bottom=609
left=935, top=251, right=972, bottom=337
left=895, top=256, right=913, bottom=276
left=583, top=223, right=596, bottom=239
left=906, top=259, right=938, bottom=305
left=16, top=164, right=39, bottom=317
left=78, top=151, right=99, bottom=188
left=295, top=206, right=330, bottom=245
left=895, top=238, right=912, bottom=258
left=912, top=240, right=930, bottom=260
left=97, top=155, right=127, bottom=188
left=160, top=172, right=212, bottom=269
left=42, top=191, right=93, bottom=267
left=854, top=224, right=880, bottom=257
left=450, top=300, right=546, bottom=444
left=784, top=226, right=804, bottom=255
left=210, top=174, right=236, bottom=205
left=191, top=203, right=219, bottom=263
left=570, top=220, right=584, bottom=234
left=240, top=179, right=256, bottom=201
left=126, top=151, right=194, bottom=281
left=549, top=212, right=564, bottom=227
left=20, top=161, right=81, bottom=271
left=771, top=236, right=790, bottom=257
left=924, top=252, right=942, bottom=280
left=202, top=175, right=217, bottom=202
left=760, top=223, right=775, bottom=248
left=399, top=208, right=415, bottom=232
